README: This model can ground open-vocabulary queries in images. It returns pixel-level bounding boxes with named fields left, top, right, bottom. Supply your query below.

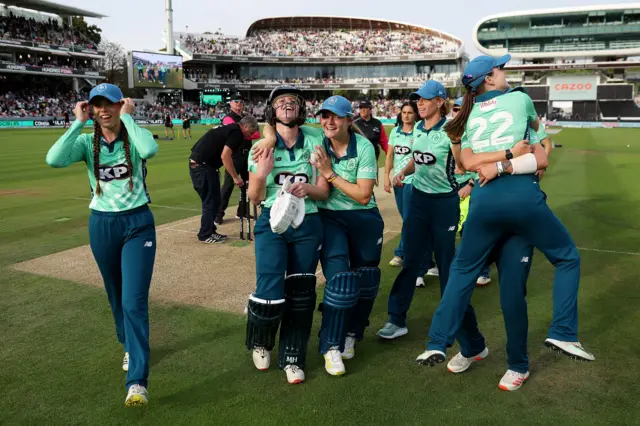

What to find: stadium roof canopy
left=246, top=15, right=462, bottom=46
left=0, top=0, right=106, bottom=18
left=473, top=3, right=640, bottom=59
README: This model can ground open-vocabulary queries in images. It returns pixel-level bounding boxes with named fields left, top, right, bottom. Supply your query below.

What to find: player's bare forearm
left=402, top=159, right=416, bottom=177
left=248, top=173, right=266, bottom=206
left=461, top=149, right=516, bottom=172
left=331, top=177, right=374, bottom=206
left=307, top=176, right=330, bottom=201
left=542, top=137, right=552, bottom=158
left=384, top=150, right=394, bottom=182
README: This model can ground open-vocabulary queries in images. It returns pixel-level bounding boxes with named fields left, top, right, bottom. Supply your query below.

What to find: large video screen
left=131, top=51, right=183, bottom=89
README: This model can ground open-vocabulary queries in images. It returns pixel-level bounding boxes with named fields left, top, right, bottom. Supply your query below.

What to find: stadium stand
left=180, top=29, right=458, bottom=57
left=0, top=10, right=99, bottom=50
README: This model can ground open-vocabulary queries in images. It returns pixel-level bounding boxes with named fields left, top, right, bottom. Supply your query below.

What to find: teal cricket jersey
left=248, top=127, right=324, bottom=214
left=389, top=126, right=415, bottom=185
left=45, top=114, right=159, bottom=212
left=461, top=88, right=538, bottom=154
left=314, top=129, right=378, bottom=211
left=411, top=116, right=458, bottom=194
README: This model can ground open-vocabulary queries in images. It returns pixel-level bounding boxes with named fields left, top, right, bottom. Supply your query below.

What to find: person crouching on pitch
left=245, top=85, right=330, bottom=384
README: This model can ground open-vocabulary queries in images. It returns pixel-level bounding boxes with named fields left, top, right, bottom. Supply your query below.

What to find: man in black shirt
left=216, top=92, right=261, bottom=224
left=189, top=115, right=259, bottom=243
left=181, top=109, right=192, bottom=139
left=354, top=100, right=388, bottom=161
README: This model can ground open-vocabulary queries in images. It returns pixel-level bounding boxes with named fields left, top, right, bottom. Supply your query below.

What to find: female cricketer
left=312, top=95, right=384, bottom=376
left=384, top=101, right=436, bottom=287
left=452, top=97, right=491, bottom=286
left=45, top=83, right=158, bottom=406
left=377, top=80, right=464, bottom=340
left=418, top=54, right=594, bottom=391
left=245, top=85, right=329, bottom=385
left=253, top=96, right=383, bottom=377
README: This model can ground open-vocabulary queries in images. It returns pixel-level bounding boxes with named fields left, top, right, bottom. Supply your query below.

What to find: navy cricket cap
left=462, top=54, right=511, bottom=91
left=358, top=99, right=372, bottom=108
left=316, top=95, right=353, bottom=117
left=230, top=92, right=245, bottom=101
left=89, top=83, right=124, bottom=104
left=409, top=80, right=447, bottom=101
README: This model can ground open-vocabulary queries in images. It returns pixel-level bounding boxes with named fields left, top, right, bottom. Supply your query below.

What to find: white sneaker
left=284, top=365, right=305, bottom=384
left=426, top=267, right=439, bottom=277
left=499, top=369, right=530, bottom=391
left=476, top=276, right=491, bottom=286
left=544, top=338, right=595, bottom=361
left=324, top=348, right=346, bottom=376
left=342, top=336, right=356, bottom=360
left=125, top=384, right=149, bottom=407
left=416, top=277, right=425, bottom=288
left=122, top=352, right=129, bottom=372
left=389, top=256, right=403, bottom=267
left=252, top=347, right=271, bottom=370
left=447, top=347, right=489, bottom=373
left=416, top=349, right=446, bottom=366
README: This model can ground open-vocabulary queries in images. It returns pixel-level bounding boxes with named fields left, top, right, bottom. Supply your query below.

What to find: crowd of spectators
left=0, top=87, right=85, bottom=117
left=184, top=71, right=440, bottom=85
left=0, top=12, right=98, bottom=50
left=180, top=29, right=459, bottom=57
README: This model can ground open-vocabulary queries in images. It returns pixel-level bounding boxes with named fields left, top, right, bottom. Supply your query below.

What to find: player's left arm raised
left=120, top=98, right=158, bottom=160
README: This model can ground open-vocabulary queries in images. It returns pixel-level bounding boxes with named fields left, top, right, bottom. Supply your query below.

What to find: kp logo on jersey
left=99, top=164, right=131, bottom=181
left=274, top=172, right=309, bottom=185
left=413, top=151, right=436, bottom=165
left=394, top=146, right=411, bottom=155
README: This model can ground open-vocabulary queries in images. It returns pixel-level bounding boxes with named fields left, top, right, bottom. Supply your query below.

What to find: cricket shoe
left=342, top=335, right=356, bottom=360
left=476, top=276, right=492, bottom=286
left=202, top=232, right=227, bottom=244
left=416, top=350, right=446, bottom=366
left=324, top=348, right=346, bottom=376
left=284, top=365, right=305, bottom=384
left=447, top=347, right=489, bottom=373
left=252, top=347, right=271, bottom=371
left=125, top=384, right=148, bottom=407
left=544, top=339, right=595, bottom=361
left=416, top=277, right=425, bottom=288
left=426, top=267, right=439, bottom=277
left=389, top=256, right=403, bottom=267
left=499, top=370, right=530, bottom=391
left=376, top=322, right=408, bottom=340
left=122, top=352, right=129, bottom=372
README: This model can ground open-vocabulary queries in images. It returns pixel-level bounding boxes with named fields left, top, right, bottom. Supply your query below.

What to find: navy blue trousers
left=89, top=205, right=156, bottom=390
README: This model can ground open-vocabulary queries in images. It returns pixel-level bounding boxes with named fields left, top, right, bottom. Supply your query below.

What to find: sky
left=61, top=0, right=640, bottom=58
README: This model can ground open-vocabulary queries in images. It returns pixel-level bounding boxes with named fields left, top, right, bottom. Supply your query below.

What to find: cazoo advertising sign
left=548, top=75, right=598, bottom=101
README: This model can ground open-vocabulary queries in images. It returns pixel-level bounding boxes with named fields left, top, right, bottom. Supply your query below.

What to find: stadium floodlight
left=165, top=0, right=174, bottom=55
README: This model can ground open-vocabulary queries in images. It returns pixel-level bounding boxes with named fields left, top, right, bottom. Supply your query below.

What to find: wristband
left=510, top=153, right=537, bottom=175
left=327, top=172, right=338, bottom=183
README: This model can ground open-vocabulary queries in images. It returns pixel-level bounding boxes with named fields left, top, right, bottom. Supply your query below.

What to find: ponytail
left=444, top=90, right=475, bottom=142
left=121, top=123, right=134, bottom=192
left=92, top=121, right=102, bottom=196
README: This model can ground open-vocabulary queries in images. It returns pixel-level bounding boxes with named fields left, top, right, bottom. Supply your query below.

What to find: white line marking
left=63, top=197, right=201, bottom=212
left=577, top=247, right=640, bottom=256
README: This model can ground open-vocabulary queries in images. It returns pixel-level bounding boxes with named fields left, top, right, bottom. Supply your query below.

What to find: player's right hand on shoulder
left=74, top=101, right=90, bottom=123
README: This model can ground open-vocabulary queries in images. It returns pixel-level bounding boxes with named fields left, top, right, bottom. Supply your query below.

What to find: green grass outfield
left=2, top=125, right=640, bottom=424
